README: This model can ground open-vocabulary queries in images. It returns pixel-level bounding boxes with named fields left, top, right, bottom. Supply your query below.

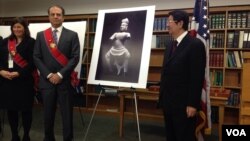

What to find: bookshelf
left=80, top=15, right=98, bottom=109
left=240, top=52, right=250, bottom=124
left=209, top=5, right=250, bottom=127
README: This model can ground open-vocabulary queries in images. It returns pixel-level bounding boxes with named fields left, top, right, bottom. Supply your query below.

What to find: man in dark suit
left=33, top=5, right=80, bottom=141
left=159, top=10, right=206, bottom=141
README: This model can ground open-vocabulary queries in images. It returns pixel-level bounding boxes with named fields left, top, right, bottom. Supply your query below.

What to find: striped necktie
left=53, top=29, right=58, bottom=44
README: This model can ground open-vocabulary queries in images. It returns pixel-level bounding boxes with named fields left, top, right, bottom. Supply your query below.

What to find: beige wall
left=0, top=0, right=250, bottom=17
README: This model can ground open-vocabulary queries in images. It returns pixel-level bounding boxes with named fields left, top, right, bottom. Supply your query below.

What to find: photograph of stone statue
left=88, top=6, right=155, bottom=88
left=105, top=18, right=131, bottom=77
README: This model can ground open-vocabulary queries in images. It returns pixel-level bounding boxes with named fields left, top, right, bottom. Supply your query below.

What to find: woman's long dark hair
left=9, top=17, right=30, bottom=40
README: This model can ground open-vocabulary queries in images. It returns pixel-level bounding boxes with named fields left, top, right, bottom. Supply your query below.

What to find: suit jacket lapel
left=165, top=34, right=191, bottom=64
left=57, top=27, right=65, bottom=49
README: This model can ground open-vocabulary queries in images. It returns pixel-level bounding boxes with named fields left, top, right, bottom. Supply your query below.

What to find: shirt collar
left=52, top=26, right=63, bottom=33
left=176, top=31, right=188, bottom=46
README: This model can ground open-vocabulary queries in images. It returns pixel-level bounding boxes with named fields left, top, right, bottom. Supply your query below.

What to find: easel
left=130, top=87, right=141, bottom=141
left=83, top=85, right=141, bottom=141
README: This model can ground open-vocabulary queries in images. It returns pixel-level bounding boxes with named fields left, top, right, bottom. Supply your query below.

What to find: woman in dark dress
left=0, top=17, right=35, bottom=141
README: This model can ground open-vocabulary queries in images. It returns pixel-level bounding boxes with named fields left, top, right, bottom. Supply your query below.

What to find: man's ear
left=178, top=20, right=184, bottom=28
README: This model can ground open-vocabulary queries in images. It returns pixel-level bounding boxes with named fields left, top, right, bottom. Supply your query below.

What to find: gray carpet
left=0, top=105, right=218, bottom=141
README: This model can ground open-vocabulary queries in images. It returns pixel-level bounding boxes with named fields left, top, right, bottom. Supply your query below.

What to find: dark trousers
left=42, top=86, right=73, bottom=141
left=163, top=108, right=197, bottom=141
left=0, top=110, right=3, bottom=135
left=7, top=110, right=32, bottom=141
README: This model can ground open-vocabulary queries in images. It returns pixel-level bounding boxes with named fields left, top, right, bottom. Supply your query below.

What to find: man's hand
left=0, top=70, right=13, bottom=80
left=49, top=73, right=62, bottom=85
left=9, top=71, right=20, bottom=79
left=186, top=106, right=197, bottom=118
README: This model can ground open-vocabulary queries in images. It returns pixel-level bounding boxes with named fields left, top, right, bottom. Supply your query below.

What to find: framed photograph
left=88, top=6, right=155, bottom=88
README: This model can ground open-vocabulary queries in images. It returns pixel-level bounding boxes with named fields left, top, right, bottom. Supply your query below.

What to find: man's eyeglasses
left=168, top=20, right=177, bottom=23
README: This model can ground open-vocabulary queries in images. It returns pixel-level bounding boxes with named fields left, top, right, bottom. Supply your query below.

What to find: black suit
left=33, top=27, right=80, bottom=141
left=159, top=34, right=206, bottom=141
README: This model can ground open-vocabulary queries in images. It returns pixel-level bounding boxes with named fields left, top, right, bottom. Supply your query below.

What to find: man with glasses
left=159, top=10, right=206, bottom=141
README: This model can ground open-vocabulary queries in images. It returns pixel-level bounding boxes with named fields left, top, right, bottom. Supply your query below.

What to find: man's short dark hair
left=168, top=10, right=189, bottom=31
left=48, top=5, right=65, bottom=16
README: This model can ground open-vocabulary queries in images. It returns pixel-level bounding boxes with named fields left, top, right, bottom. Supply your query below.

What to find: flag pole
left=204, top=0, right=212, bottom=135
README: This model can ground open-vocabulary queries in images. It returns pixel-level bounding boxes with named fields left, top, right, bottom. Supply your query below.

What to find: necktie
left=53, top=29, right=58, bottom=44
left=171, top=40, right=178, bottom=55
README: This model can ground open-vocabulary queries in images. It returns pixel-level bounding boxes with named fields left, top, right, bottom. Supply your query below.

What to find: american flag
left=189, top=0, right=211, bottom=141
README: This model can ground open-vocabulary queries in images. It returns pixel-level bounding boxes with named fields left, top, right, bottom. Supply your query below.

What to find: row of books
left=227, top=51, right=243, bottom=68
left=210, top=70, right=223, bottom=86
left=209, top=11, right=250, bottom=30
left=209, top=52, right=224, bottom=67
left=84, top=35, right=95, bottom=48
left=210, top=87, right=230, bottom=98
left=209, top=14, right=225, bottom=29
left=210, top=32, right=225, bottom=48
left=89, top=35, right=95, bottom=48
left=226, top=91, right=240, bottom=106
left=228, top=11, right=250, bottom=29
left=151, top=34, right=173, bottom=48
left=210, top=87, right=239, bottom=106
left=227, top=30, right=250, bottom=48
left=153, top=17, right=168, bottom=31
left=89, top=19, right=97, bottom=32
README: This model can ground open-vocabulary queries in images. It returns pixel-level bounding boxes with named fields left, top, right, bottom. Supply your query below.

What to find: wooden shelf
left=240, top=52, right=250, bottom=124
